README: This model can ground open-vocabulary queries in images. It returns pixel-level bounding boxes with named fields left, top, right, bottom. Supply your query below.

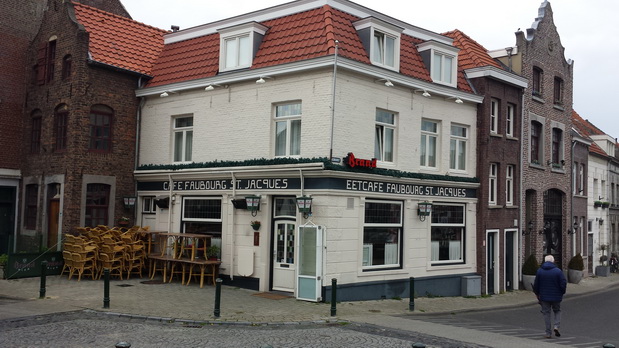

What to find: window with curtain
left=431, top=204, right=465, bottom=263
left=375, top=109, right=395, bottom=162
left=85, top=184, right=110, bottom=227
left=421, top=119, right=438, bottom=168
left=55, top=104, right=68, bottom=151
left=363, top=200, right=402, bottom=269
left=274, top=102, right=301, bottom=157
left=449, top=124, right=467, bottom=171
left=89, top=104, right=113, bottom=152
left=173, top=116, right=193, bottom=162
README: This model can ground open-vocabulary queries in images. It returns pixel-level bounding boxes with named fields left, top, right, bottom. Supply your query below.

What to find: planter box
left=596, top=265, right=610, bottom=277
left=568, top=269, right=583, bottom=284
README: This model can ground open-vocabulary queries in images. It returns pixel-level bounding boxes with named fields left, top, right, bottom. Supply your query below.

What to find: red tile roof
left=147, top=5, right=465, bottom=90
left=572, top=110, right=608, bottom=157
left=443, top=29, right=502, bottom=71
left=72, top=2, right=166, bottom=76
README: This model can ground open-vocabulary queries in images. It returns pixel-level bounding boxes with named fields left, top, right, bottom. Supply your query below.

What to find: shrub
left=0, top=254, right=7, bottom=266
left=568, top=253, right=584, bottom=271
left=522, top=254, right=539, bottom=275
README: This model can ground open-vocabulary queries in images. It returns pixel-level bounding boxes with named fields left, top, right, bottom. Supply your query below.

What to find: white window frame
left=375, top=109, right=396, bottom=163
left=217, top=22, right=268, bottom=72
left=506, top=165, right=514, bottom=206
left=506, top=103, right=514, bottom=137
left=274, top=102, right=302, bottom=157
left=489, top=163, right=497, bottom=205
left=430, top=204, right=465, bottom=264
left=172, top=115, right=193, bottom=163
left=421, top=119, right=439, bottom=169
left=353, top=17, right=402, bottom=72
left=418, top=41, right=459, bottom=88
left=490, top=98, right=498, bottom=134
left=449, top=124, right=467, bottom=171
left=362, top=199, right=402, bottom=269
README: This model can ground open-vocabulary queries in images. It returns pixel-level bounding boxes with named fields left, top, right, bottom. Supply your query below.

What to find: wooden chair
left=71, top=252, right=96, bottom=281
left=61, top=251, right=74, bottom=279
left=98, top=252, right=124, bottom=280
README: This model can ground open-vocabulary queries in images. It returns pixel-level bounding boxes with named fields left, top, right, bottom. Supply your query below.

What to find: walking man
left=533, top=254, right=567, bottom=338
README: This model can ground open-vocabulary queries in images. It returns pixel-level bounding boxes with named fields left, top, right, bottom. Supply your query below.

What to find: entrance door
left=486, top=231, right=497, bottom=294
left=296, top=225, right=323, bottom=302
left=272, top=221, right=296, bottom=292
left=0, top=202, right=13, bottom=254
left=506, top=231, right=515, bottom=291
left=47, top=199, right=60, bottom=250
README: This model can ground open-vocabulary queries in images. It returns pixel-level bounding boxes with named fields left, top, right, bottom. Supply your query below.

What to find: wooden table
left=137, top=230, right=165, bottom=255
left=148, top=254, right=220, bottom=288
left=156, top=232, right=213, bottom=260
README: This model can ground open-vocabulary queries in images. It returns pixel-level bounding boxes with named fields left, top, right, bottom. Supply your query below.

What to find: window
left=142, top=196, right=156, bottom=214
left=218, top=22, right=267, bottom=72
left=85, top=183, right=110, bottom=227
left=449, top=124, right=467, bottom=171
left=431, top=204, right=465, bottom=263
left=182, top=197, right=222, bottom=237
left=363, top=200, right=402, bottom=268
left=36, top=39, right=57, bottom=84
left=420, top=120, right=438, bottom=168
left=490, top=99, right=499, bottom=134
left=62, top=55, right=72, bottom=80
left=579, top=163, right=585, bottom=195
left=173, top=116, right=193, bottom=162
left=89, top=105, right=113, bottom=152
left=506, top=165, right=514, bottom=206
left=506, top=103, right=515, bottom=137
left=532, top=67, right=543, bottom=97
left=530, top=121, right=542, bottom=164
left=274, top=103, right=301, bottom=157
left=432, top=51, right=455, bottom=85
left=54, top=104, right=68, bottom=151
left=372, top=30, right=396, bottom=68
left=46, top=39, right=56, bottom=82
left=25, top=184, right=38, bottom=229
left=489, top=163, right=497, bottom=205
left=553, top=77, right=563, bottom=105
left=375, top=109, right=395, bottom=162
left=274, top=197, right=297, bottom=218
left=30, top=110, right=42, bottom=154
left=551, top=128, right=562, bottom=165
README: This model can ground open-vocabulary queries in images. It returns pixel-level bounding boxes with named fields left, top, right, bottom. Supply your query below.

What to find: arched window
left=54, top=104, right=68, bottom=151
left=89, top=104, right=113, bottom=152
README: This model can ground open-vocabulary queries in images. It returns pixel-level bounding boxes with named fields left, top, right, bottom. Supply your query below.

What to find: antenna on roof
left=171, top=25, right=180, bottom=32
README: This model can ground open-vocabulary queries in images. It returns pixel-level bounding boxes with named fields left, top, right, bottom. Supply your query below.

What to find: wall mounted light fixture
left=567, top=221, right=579, bottom=234
left=296, top=195, right=313, bottom=219
left=245, top=195, right=261, bottom=217
left=123, top=196, right=136, bottom=209
left=160, top=90, right=178, bottom=98
left=256, top=76, right=272, bottom=84
left=417, top=201, right=433, bottom=221
left=523, top=220, right=533, bottom=235
left=415, top=89, right=431, bottom=97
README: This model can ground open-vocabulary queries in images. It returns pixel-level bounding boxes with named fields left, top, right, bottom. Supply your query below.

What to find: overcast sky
left=123, top=0, right=619, bottom=140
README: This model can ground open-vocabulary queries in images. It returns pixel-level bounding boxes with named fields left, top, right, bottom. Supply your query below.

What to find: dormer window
left=417, top=41, right=459, bottom=87
left=354, top=17, right=403, bottom=71
left=218, top=22, right=268, bottom=72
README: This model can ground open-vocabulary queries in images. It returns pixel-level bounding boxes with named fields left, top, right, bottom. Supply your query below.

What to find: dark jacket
left=533, top=261, right=567, bottom=302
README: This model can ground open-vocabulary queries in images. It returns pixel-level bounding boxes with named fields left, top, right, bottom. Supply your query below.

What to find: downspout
left=519, top=90, right=526, bottom=284
left=329, top=40, right=339, bottom=160
left=134, top=77, right=146, bottom=224
left=571, top=140, right=576, bottom=256
left=230, top=171, right=237, bottom=280
left=168, top=174, right=174, bottom=233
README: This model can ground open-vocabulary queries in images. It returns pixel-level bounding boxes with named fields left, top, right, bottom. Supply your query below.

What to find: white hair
left=544, top=255, right=555, bottom=263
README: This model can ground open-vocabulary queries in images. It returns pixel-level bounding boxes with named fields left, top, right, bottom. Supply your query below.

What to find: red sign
left=346, top=152, right=377, bottom=169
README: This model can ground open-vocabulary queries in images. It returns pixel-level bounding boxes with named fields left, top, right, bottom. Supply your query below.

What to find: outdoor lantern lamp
left=123, top=196, right=136, bottom=209
left=296, top=195, right=313, bottom=219
left=568, top=221, right=579, bottom=234
left=417, top=201, right=432, bottom=221
left=245, top=195, right=261, bottom=217
left=523, top=221, right=533, bottom=236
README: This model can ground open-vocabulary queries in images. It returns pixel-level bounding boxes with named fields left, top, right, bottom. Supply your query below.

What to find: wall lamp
left=523, top=221, right=533, bottom=236
left=160, top=90, right=177, bottom=98
left=447, top=96, right=464, bottom=104
left=539, top=221, right=550, bottom=234
left=377, top=79, right=394, bottom=87
left=256, top=76, right=272, bottom=84
left=415, top=89, right=431, bottom=98
left=123, top=196, right=136, bottom=209
left=245, top=195, right=261, bottom=217
left=296, top=195, right=313, bottom=219
left=417, top=201, right=433, bottom=221
left=204, top=84, right=221, bottom=91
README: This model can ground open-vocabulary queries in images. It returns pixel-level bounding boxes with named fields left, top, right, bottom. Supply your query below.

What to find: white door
left=272, top=221, right=295, bottom=292
left=296, top=225, right=323, bottom=302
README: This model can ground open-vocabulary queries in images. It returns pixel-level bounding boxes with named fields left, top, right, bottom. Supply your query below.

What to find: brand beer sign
left=345, top=152, right=376, bottom=169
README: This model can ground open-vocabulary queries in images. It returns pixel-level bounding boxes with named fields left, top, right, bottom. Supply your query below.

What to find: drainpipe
left=168, top=174, right=174, bottom=233
left=230, top=171, right=237, bottom=281
left=571, top=140, right=576, bottom=256
left=329, top=40, right=339, bottom=160
left=519, top=89, right=526, bottom=284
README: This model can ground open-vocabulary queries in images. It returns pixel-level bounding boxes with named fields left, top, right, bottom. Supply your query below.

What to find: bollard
left=115, top=342, right=131, bottom=348
left=214, top=278, right=222, bottom=318
left=103, top=268, right=110, bottom=309
left=412, top=343, right=426, bottom=348
left=330, top=278, right=337, bottom=316
left=409, top=276, right=414, bottom=311
left=39, top=261, right=48, bottom=299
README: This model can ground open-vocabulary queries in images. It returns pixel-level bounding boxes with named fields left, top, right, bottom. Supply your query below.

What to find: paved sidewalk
left=0, top=272, right=616, bottom=347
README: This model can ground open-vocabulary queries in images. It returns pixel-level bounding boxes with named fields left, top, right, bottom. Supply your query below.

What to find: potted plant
left=118, top=216, right=130, bottom=226
left=522, top=254, right=539, bottom=291
left=602, top=201, right=610, bottom=208
left=597, top=244, right=610, bottom=276
left=594, top=200, right=603, bottom=208
left=206, top=245, right=220, bottom=261
left=250, top=220, right=261, bottom=231
left=0, top=254, right=7, bottom=279
left=567, top=253, right=584, bottom=284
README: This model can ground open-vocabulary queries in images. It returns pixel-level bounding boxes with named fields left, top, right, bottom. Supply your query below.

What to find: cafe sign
left=345, top=152, right=376, bottom=169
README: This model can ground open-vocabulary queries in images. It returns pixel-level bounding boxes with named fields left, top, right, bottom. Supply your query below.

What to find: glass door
left=296, top=225, right=323, bottom=302
left=272, top=221, right=296, bottom=292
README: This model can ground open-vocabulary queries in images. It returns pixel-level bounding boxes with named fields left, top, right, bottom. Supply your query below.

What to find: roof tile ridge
left=321, top=5, right=337, bottom=55
left=71, top=1, right=167, bottom=33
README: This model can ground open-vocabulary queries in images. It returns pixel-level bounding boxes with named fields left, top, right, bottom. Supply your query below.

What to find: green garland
left=137, top=157, right=479, bottom=184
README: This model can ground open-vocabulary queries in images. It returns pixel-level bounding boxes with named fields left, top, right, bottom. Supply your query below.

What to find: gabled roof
left=572, top=110, right=607, bottom=157
left=72, top=2, right=166, bottom=76
left=147, top=4, right=465, bottom=90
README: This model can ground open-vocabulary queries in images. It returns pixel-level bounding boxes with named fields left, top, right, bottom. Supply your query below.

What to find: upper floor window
left=417, top=41, right=459, bottom=87
left=530, top=121, right=542, bottom=164
left=36, top=37, right=57, bottom=85
left=490, top=98, right=499, bottom=134
left=173, top=116, right=193, bottom=162
left=363, top=200, right=402, bottom=268
left=218, top=22, right=268, bottom=72
left=25, top=184, right=39, bottom=229
left=551, top=128, right=563, bottom=165
left=579, top=163, right=585, bottom=195
left=375, top=109, right=396, bottom=163
left=89, top=104, right=113, bottom=153
left=506, top=103, right=515, bottom=137
left=54, top=104, right=68, bottom=151
left=85, top=183, right=110, bottom=227
left=553, top=77, right=564, bottom=106
left=30, top=110, right=42, bottom=154
left=421, top=119, right=438, bottom=168
left=506, top=165, right=514, bottom=206
left=489, top=163, right=497, bottom=205
left=274, top=102, right=301, bottom=157
left=532, top=67, right=543, bottom=97
left=449, top=124, right=467, bottom=171
left=354, top=17, right=402, bottom=71
left=62, top=55, right=72, bottom=81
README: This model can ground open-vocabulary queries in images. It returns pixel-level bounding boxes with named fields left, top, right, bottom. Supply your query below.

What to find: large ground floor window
left=363, top=200, right=402, bottom=269
left=181, top=197, right=223, bottom=256
left=431, top=204, right=465, bottom=263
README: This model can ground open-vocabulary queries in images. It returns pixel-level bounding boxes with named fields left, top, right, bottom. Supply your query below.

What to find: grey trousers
left=540, top=301, right=561, bottom=335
